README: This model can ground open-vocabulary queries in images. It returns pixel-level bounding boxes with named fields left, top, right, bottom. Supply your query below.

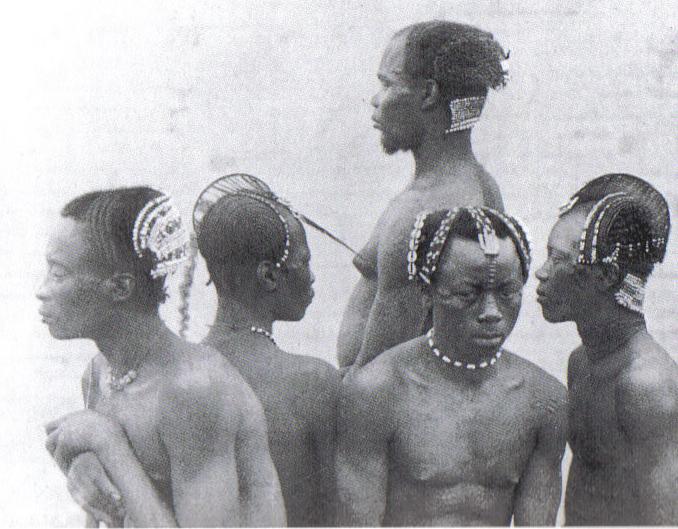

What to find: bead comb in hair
left=132, top=194, right=191, bottom=278
left=193, top=174, right=356, bottom=262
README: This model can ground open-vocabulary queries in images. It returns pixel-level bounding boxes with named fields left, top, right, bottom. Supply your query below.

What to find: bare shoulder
left=285, top=352, right=340, bottom=410
left=567, top=344, right=587, bottom=385
left=503, top=351, right=567, bottom=414
left=341, top=342, right=405, bottom=411
left=159, top=343, right=255, bottom=434
left=616, top=338, right=678, bottom=437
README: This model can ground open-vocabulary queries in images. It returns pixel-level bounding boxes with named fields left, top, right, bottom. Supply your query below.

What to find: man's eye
left=500, top=288, right=520, bottom=299
left=49, top=265, right=68, bottom=279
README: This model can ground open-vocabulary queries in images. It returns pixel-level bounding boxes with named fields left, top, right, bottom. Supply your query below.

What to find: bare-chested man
left=191, top=175, right=339, bottom=526
left=39, top=187, right=285, bottom=526
left=338, top=207, right=567, bottom=526
left=338, top=21, right=509, bottom=368
left=536, top=173, right=678, bottom=525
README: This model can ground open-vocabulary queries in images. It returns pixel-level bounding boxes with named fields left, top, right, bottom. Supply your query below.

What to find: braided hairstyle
left=196, top=193, right=294, bottom=295
left=559, top=173, right=670, bottom=280
left=61, top=187, right=169, bottom=308
left=407, top=206, right=531, bottom=285
left=398, top=20, right=509, bottom=101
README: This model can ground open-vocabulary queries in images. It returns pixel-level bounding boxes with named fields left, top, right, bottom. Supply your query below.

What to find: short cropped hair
left=61, top=187, right=168, bottom=307
left=398, top=20, right=508, bottom=101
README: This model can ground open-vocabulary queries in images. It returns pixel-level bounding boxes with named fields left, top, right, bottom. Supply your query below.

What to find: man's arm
left=336, top=372, right=391, bottom=526
left=158, top=368, right=284, bottom=527
left=233, top=383, right=287, bottom=527
left=513, top=385, right=567, bottom=526
left=353, top=280, right=429, bottom=368
left=46, top=410, right=177, bottom=527
left=72, top=358, right=125, bottom=527
left=309, top=364, right=340, bottom=525
left=337, top=276, right=377, bottom=368
left=617, top=367, right=678, bottom=524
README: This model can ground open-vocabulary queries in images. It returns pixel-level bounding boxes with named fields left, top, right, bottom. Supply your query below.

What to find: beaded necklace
left=249, top=326, right=276, bottom=346
left=426, top=329, right=502, bottom=370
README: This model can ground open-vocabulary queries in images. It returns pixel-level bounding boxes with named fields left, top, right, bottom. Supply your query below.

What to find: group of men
left=39, top=20, right=676, bottom=527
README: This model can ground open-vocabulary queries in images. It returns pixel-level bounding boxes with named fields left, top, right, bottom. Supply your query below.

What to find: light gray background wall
left=0, top=0, right=675, bottom=525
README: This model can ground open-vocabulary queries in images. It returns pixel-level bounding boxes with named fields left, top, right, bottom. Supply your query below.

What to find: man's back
left=566, top=332, right=678, bottom=525
left=84, top=340, right=283, bottom=526
left=217, top=335, right=339, bottom=526
left=339, top=163, right=503, bottom=368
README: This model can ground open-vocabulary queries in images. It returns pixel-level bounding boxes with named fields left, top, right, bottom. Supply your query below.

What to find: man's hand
left=45, top=410, right=126, bottom=473
left=67, top=452, right=126, bottom=527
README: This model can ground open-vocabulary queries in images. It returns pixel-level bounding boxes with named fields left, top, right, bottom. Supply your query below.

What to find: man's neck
left=93, top=308, right=168, bottom=375
left=411, top=129, right=476, bottom=180
left=207, top=297, right=275, bottom=346
left=576, top=305, right=647, bottom=362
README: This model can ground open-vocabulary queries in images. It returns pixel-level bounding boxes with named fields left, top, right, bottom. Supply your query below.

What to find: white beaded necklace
left=426, top=329, right=501, bottom=370
left=250, top=326, right=276, bottom=346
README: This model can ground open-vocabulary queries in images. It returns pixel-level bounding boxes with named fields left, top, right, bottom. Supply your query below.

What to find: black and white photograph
left=1, top=0, right=676, bottom=526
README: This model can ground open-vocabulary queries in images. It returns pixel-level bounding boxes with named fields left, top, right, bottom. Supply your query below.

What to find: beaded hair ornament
left=558, top=173, right=670, bottom=313
left=193, top=174, right=356, bottom=268
left=131, top=194, right=190, bottom=278
left=407, top=206, right=531, bottom=285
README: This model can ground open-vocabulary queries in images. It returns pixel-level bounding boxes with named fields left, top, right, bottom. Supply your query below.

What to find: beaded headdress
left=407, top=206, right=531, bottom=285
left=557, top=173, right=670, bottom=313
left=131, top=194, right=190, bottom=278
left=193, top=174, right=355, bottom=268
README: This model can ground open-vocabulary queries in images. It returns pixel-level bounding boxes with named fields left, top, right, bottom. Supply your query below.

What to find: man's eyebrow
left=547, top=245, right=571, bottom=259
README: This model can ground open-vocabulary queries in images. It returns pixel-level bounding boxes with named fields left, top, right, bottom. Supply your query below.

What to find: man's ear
left=255, top=261, right=279, bottom=292
left=103, top=272, right=137, bottom=302
left=421, top=79, right=443, bottom=111
left=598, top=263, right=622, bottom=292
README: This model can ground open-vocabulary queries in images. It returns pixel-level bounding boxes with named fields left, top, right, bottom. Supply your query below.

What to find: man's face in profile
left=536, top=211, right=588, bottom=323
left=36, top=217, right=106, bottom=340
left=370, top=32, right=424, bottom=155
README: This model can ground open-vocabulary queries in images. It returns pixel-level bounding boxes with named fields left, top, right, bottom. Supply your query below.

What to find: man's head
left=371, top=20, right=508, bottom=154
left=196, top=193, right=315, bottom=322
left=536, top=173, right=670, bottom=323
left=37, top=187, right=189, bottom=339
left=409, top=207, right=530, bottom=356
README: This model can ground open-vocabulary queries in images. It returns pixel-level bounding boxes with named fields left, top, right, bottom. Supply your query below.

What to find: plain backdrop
left=0, top=1, right=675, bottom=525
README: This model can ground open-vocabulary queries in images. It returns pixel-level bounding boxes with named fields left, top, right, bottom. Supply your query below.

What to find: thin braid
left=491, top=210, right=532, bottom=280
left=178, top=234, right=198, bottom=339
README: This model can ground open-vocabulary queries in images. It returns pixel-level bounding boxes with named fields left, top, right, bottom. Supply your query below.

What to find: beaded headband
left=131, top=194, right=191, bottom=278
left=193, top=174, right=356, bottom=266
left=409, top=206, right=531, bottom=285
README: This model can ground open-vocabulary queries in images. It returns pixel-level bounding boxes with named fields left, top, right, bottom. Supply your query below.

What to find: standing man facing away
left=191, top=175, right=339, bottom=526
left=338, top=20, right=509, bottom=368
left=536, top=173, right=677, bottom=525
left=338, top=207, right=567, bottom=526
left=39, top=187, right=285, bottom=527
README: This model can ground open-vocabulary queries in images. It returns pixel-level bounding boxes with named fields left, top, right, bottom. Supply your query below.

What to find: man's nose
left=309, top=270, right=316, bottom=285
left=535, top=261, right=549, bottom=281
left=478, top=293, right=502, bottom=323
left=370, top=91, right=380, bottom=108
left=36, top=279, right=49, bottom=301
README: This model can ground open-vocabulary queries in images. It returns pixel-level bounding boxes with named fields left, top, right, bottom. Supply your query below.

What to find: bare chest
left=568, top=372, right=627, bottom=468
left=391, top=384, right=537, bottom=488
